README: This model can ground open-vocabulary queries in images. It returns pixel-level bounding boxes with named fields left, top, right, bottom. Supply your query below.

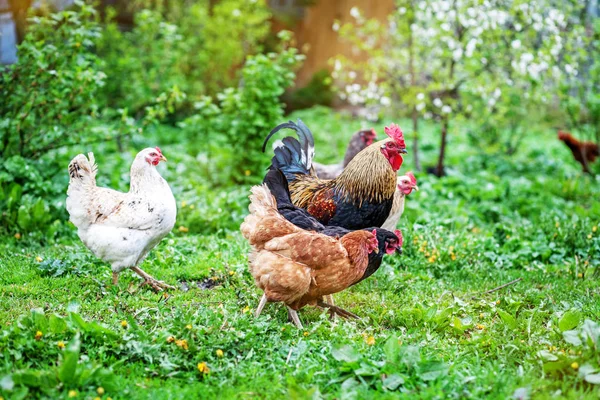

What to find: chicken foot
left=131, top=266, right=176, bottom=291
left=316, top=300, right=360, bottom=320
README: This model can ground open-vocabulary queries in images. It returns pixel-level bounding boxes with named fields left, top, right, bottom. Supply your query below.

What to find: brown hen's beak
left=160, top=155, right=168, bottom=162
left=395, top=247, right=403, bottom=255
left=373, top=247, right=379, bottom=254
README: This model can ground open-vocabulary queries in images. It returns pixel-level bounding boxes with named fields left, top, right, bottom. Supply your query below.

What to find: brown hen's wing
left=264, top=232, right=348, bottom=269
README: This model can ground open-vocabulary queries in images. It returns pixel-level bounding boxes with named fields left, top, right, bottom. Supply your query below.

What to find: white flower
left=453, top=48, right=463, bottom=61
left=334, top=60, right=342, bottom=71
left=433, top=98, right=443, bottom=108
left=416, top=102, right=426, bottom=111
left=350, top=7, right=361, bottom=19
left=466, top=104, right=473, bottom=112
left=488, top=98, right=496, bottom=107
left=441, top=105, right=452, bottom=114
left=514, top=23, right=522, bottom=32
left=232, top=9, right=241, bottom=17
left=352, top=83, right=361, bottom=92
left=424, top=112, right=432, bottom=120
left=511, top=40, right=521, bottom=49
left=493, top=88, right=501, bottom=98
left=441, top=22, right=451, bottom=31
left=348, top=71, right=357, bottom=79
left=380, top=96, right=391, bottom=106
left=465, top=39, right=477, bottom=57
left=399, top=7, right=407, bottom=15
left=332, top=22, right=340, bottom=32
left=417, top=93, right=425, bottom=101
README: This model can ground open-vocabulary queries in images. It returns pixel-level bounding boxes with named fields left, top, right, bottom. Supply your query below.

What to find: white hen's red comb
left=155, top=147, right=163, bottom=155
left=406, top=171, right=417, bottom=185
left=384, top=123, right=406, bottom=148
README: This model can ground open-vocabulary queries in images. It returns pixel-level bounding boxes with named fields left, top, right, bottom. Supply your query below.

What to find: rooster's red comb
left=394, top=229, right=403, bottom=246
left=406, top=171, right=417, bottom=185
left=384, top=123, right=405, bottom=148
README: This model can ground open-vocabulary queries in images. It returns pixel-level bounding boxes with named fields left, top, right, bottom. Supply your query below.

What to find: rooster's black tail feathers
left=262, top=119, right=315, bottom=180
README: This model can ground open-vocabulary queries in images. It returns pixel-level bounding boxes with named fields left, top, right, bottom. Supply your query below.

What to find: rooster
left=558, top=130, right=599, bottom=174
left=241, top=182, right=400, bottom=328
left=66, top=147, right=177, bottom=291
left=313, top=128, right=377, bottom=179
left=263, top=120, right=407, bottom=230
left=381, top=172, right=418, bottom=231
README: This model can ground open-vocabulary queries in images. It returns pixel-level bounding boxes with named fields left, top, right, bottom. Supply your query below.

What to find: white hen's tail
left=66, top=153, right=98, bottom=228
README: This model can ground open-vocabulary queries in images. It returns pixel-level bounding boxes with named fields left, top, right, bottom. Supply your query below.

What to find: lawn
left=1, top=108, right=599, bottom=399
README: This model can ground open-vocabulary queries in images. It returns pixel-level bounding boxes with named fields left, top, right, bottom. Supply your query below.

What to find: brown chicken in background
left=313, top=128, right=377, bottom=179
left=558, top=130, right=599, bottom=174
left=241, top=183, right=384, bottom=329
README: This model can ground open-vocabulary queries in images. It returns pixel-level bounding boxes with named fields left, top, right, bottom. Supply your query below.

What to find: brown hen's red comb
left=394, top=229, right=403, bottom=246
left=384, top=123, right=406, bottom=148
left=406, top=171, right=417, bottom=185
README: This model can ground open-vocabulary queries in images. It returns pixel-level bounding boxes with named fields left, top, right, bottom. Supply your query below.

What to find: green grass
left=1, top=107, right=600, bottom=399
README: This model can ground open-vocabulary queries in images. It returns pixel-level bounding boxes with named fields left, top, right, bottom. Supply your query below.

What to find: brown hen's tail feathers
left=248, top=183, right=278, bottom=216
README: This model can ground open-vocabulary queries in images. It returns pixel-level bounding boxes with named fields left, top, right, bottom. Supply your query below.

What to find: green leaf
left=563, top=330, right=582, bottom=346
left=418, top=361, right=448, bottom=381
left=400, top=345, right=420, bottom=368
left=584, top=373, right=600, bottom=385
left=384, top=336, right=401, bottom=364
left=497, top=309, right=517, bottom=329
left=331, top=344, right=360, bottom=364
left=537, top=350, right=558, bottom=361
left=49, top=314, right=67, bottom=334
left=383, top=374, right=405, bottom=390
left=59, top=333, right=81, bottom=384
left=559, top=310, right=581, bottom=332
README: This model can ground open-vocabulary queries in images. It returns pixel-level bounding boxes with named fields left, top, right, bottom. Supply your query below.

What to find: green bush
left=180, top=35, right=303, bottom=183
left=0, top=2, right=105, bottom=160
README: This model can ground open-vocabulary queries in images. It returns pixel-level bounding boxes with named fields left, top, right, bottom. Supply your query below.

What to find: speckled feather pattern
left=66, top=150, right=176, bottom=273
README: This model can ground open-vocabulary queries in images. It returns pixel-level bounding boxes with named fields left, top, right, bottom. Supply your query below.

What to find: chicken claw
left=131, top=267, right=176, bottom=292
left=287, top=307, right=304, bottom=329
left=316, top=300, right=359, bottom=320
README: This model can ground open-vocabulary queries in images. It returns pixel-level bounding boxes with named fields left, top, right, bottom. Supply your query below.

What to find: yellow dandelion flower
left=35, top=256, right=43, bottom=262
left=552, top=346, right=557, bottom=351
left=97, top=387, right=105, bottom=395
left=167, top=336, right=175, bottom=343
left=186, top=324, right=193, bottom=330
left=229, top=271, right=235, bottom=276
left=451, top=254, right=456, bottom=261
left=94, top=397, right=101, bottom=400
left=281, top=327, right=286, bottom=331
left=120, top=320, right=128, bottom=328
left=505, top=235, right=510, bottom=239
left=476, top=324, right=485, bottom=330
left=197, top=362, right=210, bottom=374
left=57, top=341, right=65, bottom=349
left=245, top=170, right=251, bottom=176
left=68, top=390, right=77, bottom=398
left=35, top=331, right=43, bottom=340
left=181, top=201, right=188, bottom=208
left=216, top=349, right=224, bottom=357
left=14, top=232, right=21, bottom=240
left=175, top=339, right=189, bottom=350
left=365, top=336, right=376, bottom=346
left=211, top=276, right=218, bottom=281
left=577, top=273, right=583, bottom=278
left=242, top=306, right=250, bottom=314
left=588, top=234, right=592, bottom=240
left=178, top=226, right=189, bottom=233
left=479, top=313, right=484, bottom=318
left=303, top=331, right=309, bottom=337
left=189, top=204, right=195, bottom=209
left=593, top=226, right=597, bottom=232
left=449, top=246, right=454, bottom=252
left=555, top=221, right=560, bottom=228
left=571, top=362, right=579, bottom=370
left=107, top=398, right=113, bottom=400
left=496, top=300, right=500, bottom=305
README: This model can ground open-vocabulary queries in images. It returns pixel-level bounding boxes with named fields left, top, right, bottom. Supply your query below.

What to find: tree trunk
left=7, top=0, right=32, bottom=44
left=411, top=110, right=421, bottom=171
left=436, top=118, right=448, bottom=177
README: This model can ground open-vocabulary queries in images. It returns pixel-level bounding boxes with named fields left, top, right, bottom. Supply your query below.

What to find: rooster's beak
left=160, top=155, right=168, bottom=162
left=400, top=148, right=408, bottom=154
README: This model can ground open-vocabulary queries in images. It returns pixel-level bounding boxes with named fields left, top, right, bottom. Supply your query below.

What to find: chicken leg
left=255, top=294, right=268, bottom=318
left=287, top=307, right=303, bottom=329
left=112, top=272, right=119, bottom=285
left=316, top=300, right=359, bottom=320
left=131, top=266, right=176, bottom=291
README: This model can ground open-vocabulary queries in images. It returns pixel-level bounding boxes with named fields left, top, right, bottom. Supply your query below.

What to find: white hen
left=66, top=147, right=177, bottom=291
left=381, top=172, right=418, bottom=231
